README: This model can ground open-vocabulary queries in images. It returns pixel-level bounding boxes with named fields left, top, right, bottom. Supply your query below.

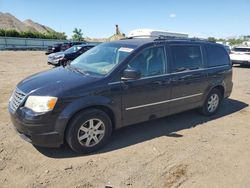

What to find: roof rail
left=154, top=36, right=211, bottom=42
left=154, top=35, right=187, bottom=40
left=120, top=37, right=135, bottom=40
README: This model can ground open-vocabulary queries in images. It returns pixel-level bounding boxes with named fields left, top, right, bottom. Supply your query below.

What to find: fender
left=54, top=96, right=121, bottom=137
left=202, top=78, right=226, bottom=103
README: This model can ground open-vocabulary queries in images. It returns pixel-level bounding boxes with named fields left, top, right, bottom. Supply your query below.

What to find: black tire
left=200, top=88, right=222, bottom=116
left=61, top=60, right=70, bottom=67
left=66, top=109, right=112, bottom=154
left=66, top=60, right=71, bottom=65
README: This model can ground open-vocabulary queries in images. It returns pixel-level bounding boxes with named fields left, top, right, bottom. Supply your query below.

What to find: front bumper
left=45, top=51, right=53, bottom=55
left=9, top=106, right=64, bottom=148
left=48, top=59, right=60, bottom=66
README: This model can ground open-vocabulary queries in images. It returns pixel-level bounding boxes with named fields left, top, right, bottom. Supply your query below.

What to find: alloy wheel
left=207, top=93, right=219, bottom=113
left=77, top=118, right=105, bottom=147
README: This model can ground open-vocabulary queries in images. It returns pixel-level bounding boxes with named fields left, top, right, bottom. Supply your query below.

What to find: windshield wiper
left=67, top=65, right=86, bottom=75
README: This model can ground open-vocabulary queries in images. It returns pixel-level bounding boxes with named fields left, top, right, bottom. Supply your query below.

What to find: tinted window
left=171, top=45, right=203, bottom=72
left=206, top=45, right=229, bottom=67
left=232, top=48, right=250, bottom=52
left=128, top=46, right=166, bottom=77
left=78, top=46, right=92, bottom=53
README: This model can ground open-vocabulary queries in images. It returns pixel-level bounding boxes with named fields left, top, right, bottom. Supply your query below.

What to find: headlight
left=9, top=91, right=14, bottom=102
left=25, top=96, right=58, bottom=113
left=55, top=54, right=65, bottom=59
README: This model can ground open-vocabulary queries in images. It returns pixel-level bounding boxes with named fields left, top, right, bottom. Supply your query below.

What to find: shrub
left=0, top=29, right=67, bottom=40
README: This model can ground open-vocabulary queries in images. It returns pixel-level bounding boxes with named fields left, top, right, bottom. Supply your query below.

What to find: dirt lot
left=0, top=51, right=250, bottom=188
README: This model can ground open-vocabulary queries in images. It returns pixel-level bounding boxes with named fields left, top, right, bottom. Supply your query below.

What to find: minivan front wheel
left=66, top=109, right=112, bottom=153
left=201, top=88, right=222, bottom=116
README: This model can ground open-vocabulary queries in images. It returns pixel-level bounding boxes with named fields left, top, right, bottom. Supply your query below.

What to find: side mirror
left=122, top=69, right=141, bottom=81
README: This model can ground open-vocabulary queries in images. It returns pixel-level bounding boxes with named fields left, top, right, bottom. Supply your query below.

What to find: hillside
left=0, top=12, right=56, bottom=33
left=23, top=19, right=55, bottom=33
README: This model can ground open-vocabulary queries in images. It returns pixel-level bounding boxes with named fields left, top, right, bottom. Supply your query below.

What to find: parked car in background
left=8, top=31, right=232, bottom=153
left=48, top=44, right=95, bottom=66
left=230, top=47, right=250, bottom=65
left=45, top=43, right=63, bottom=55
left=45, top=42, right=86, bottom=55
left=61, top=42, right=86, bottom=51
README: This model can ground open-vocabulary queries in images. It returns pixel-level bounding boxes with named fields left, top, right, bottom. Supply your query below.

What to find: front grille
left=9, top=88, right=27, bottom=112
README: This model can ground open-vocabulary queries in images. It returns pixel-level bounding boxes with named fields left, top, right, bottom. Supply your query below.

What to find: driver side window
left=128, top=46, right=166, bottom=78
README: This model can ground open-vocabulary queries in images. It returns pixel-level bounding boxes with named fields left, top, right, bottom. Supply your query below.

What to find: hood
left=17, top=66, right=100, bottom=97
left=48, top=50, right=77, bottom=58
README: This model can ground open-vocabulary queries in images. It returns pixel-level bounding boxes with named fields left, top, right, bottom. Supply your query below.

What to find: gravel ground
left=0, top=51, right=250, bottom=188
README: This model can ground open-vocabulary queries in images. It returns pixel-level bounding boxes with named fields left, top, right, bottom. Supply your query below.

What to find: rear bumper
left=9, top=107, right=64, bottom=148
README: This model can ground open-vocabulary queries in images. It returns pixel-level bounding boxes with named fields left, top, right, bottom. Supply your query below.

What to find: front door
left=121, top=45, right=172, bottom=126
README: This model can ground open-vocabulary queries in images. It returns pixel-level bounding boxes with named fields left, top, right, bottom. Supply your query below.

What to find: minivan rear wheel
left=200, top=88, right=222, bottom=116
left=66, top=109, right=112, bottom=153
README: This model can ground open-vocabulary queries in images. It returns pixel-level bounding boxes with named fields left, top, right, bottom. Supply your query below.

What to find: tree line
left=0, top=29, right=67, bottom=40
left=207, top=37, right=250, bottom=46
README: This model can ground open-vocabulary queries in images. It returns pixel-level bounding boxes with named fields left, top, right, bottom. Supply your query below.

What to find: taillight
left=245, top=52, right=250, bottom=55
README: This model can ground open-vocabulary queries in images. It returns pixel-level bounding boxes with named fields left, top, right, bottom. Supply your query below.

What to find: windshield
left=70, top=43, right=136, bottom=76
left=65, top=45, right=82, bottom=53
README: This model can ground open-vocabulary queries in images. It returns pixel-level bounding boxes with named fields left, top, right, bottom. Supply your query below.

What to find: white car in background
left=230, top=47, right=250, bottom=65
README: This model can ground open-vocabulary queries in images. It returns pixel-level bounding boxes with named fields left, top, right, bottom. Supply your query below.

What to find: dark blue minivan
left=9, top=37, right=233, bottom=153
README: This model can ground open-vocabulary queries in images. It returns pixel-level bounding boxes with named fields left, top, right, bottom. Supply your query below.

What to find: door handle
left=172, top=77, right=184, bottom=82
left=151, top=80, right=163, bottom=85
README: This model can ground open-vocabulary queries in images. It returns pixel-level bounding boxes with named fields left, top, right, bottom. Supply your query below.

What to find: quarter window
left=206, top=45, right=229, bottom=67
left=171, top=45, right=203, bottom=72
left=128, top=46, right=166, bottom=77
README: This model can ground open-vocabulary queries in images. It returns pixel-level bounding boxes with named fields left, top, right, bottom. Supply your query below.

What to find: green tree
left=227, top=38, right=244, bottom=46
left=207, top=37, right=217, bottom=42
left=0, top=29, right=5, bottom=36
left=0, top=29, right=67, bottom=40
left=5, top=29, right=20, bottom=37
left=72, top=28, right=84, bottom=41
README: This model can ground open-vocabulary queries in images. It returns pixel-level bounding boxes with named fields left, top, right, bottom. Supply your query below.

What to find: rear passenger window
left=171, top=45, right=203, bottom=72
left=206, top=45, right=229, bottom=67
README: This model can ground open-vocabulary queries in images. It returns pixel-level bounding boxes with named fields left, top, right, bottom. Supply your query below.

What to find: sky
left=0, top=0, right=250, bottom=39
